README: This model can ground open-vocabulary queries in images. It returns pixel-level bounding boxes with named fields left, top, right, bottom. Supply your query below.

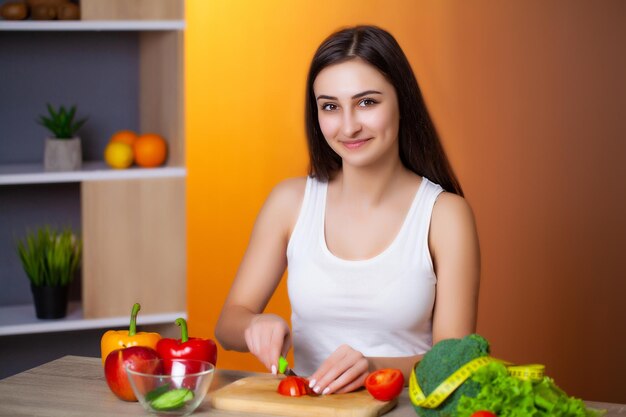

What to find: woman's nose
left=341, top=110, right=362, bottom=137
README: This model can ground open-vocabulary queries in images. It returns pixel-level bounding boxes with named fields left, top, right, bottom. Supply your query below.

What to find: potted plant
left=38, top=103, right=87, bottom=171
left=16, top=226, right=82, bottom=319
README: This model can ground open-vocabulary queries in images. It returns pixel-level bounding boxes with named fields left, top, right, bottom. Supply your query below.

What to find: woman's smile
left=341, top=138, right=372, bottom=149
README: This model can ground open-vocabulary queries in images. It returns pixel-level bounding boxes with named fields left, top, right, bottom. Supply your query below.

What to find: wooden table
left=0, top=356, right=623, bottom=417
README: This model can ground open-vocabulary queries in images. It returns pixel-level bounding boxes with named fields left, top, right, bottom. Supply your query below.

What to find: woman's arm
left=429, top=192, right=481, bottom=343
left=215, top=178, right=306, bottom=372
left=309, top=192, right=480, bottom=395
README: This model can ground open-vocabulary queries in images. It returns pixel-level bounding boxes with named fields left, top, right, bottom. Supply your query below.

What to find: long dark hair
left=305, top=25, right=463, bottom=196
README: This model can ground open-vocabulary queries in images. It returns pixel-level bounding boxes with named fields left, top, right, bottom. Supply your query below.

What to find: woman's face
left=313, top=58, right=400, bottom=169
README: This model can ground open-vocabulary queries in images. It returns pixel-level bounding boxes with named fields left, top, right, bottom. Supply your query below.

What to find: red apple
left=104, top=346, right=161, bottom=401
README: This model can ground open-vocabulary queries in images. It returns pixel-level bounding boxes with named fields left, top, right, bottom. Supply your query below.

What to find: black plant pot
left=30, top=284, right=69, bottom=319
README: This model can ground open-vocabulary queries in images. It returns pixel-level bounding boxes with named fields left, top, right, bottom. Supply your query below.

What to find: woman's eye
left=358, top=98, right=377, bottom=107
left=321, top=103, right=338, bottom=111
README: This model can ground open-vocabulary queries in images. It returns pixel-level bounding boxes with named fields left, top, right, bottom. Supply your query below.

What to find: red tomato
left=471, top=412, right=497, bottom=417
left=277, top=376, right=311, bottom=397
left=365, top=368, right=404, bottom=401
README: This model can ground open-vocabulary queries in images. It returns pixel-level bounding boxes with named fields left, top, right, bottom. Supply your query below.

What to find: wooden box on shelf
left=80, top=0, right=184, bottom=21
left=81, top=177, right=186, bottom=319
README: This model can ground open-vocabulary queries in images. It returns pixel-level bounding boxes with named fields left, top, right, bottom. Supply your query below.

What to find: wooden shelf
left=0, top=0, right=187, bottom=331
left=0, top=302, right=187, bottom=336
left=0, top=161, right=186, bottom=185
left=0, top=20, right=185, bottom=31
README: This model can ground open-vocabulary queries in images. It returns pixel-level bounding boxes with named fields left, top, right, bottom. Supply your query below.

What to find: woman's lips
left=342, top=138, right=371, bottom=149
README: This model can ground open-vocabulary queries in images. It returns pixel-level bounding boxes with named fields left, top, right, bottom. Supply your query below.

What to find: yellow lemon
left=104, top=142, right=134, bottom=169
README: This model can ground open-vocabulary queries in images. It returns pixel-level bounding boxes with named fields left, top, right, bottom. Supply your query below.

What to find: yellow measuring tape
left=409, top=357, right=545, bottom=409
left=507, top=364, right=545, bottom=381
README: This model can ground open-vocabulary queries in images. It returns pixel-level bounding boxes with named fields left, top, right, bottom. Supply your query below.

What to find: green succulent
left=16, top=227, right=82, bottom=287
left=37, top=104, right=87, bottom=139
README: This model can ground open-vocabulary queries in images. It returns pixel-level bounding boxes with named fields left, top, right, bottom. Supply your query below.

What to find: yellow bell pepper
left=100, top=303, right=161, bottom=365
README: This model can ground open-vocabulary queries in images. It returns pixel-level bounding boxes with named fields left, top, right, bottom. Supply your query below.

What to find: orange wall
left=186, top=1, right=625, bottom=402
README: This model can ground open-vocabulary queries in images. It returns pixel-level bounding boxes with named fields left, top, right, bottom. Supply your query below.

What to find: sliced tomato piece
left=365, top=368, right=404, bottom=401
left=277, top=376, right=311, bottom=397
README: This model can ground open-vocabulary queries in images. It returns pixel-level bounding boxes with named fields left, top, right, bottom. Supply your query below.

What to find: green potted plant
left=16, top=226, right=82, bottom=319
left=38, top=103, right=87, bottom=171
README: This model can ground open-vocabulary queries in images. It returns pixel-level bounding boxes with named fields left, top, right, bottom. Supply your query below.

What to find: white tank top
left=286, top=176, right=444, bottom=376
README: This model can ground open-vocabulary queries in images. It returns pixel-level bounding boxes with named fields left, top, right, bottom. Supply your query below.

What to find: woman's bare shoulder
left=268, top=177, right=307, bottom=206
left=430, top=192, right=478, bottom=252
left=260, top=177, right=308, bottom=232
left=432, top=192, right=474, bottom=221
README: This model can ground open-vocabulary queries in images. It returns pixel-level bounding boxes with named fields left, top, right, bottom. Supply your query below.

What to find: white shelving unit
left=0, top=302, right=187, bottom=336
left=0, top=20, right=185, bottom=31
left=0, top=162, right=186, bottom=185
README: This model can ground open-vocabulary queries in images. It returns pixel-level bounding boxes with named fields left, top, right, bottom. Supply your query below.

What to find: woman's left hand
left=308, top=344, right=370, bottom=395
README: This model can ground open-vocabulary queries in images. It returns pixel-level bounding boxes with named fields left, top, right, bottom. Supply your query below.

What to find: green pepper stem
left=129, top=303, right=141, bottom=336
left=175, top=318, right=188, bottom=343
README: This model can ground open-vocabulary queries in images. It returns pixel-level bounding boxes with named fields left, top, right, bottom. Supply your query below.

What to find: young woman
left=215, top=25, right=480, bottom=395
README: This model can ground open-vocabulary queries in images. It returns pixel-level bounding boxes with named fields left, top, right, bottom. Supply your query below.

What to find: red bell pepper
left=156, top=318, right=218, bottom=373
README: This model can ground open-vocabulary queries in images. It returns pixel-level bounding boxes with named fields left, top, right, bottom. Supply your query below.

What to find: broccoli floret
left=413, top=334, right=490, bottom=417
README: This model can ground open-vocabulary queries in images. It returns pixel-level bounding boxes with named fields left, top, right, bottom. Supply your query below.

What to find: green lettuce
left=456, top=362, right=606, bottom=417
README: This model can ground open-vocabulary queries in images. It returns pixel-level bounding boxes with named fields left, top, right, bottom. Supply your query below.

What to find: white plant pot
left=44, top=137, right=82, bottom=171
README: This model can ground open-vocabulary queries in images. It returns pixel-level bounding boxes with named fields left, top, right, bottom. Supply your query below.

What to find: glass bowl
left=126, top=359, right=215, bottom=416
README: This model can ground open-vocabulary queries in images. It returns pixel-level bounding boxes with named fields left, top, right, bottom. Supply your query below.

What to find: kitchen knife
left=278, top=356, right=298, bottom=376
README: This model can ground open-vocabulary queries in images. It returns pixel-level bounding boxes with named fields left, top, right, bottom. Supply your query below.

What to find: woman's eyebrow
left=352, top=90, right=382, bottom=99
left=315, top=90, right=383, bottom=101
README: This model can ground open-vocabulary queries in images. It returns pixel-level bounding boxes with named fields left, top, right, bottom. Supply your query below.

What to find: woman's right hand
left=244, top=313, right=291, bottom=374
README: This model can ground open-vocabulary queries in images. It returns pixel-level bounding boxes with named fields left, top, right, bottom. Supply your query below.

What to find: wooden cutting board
left=210, top=375, right=397, bottom=417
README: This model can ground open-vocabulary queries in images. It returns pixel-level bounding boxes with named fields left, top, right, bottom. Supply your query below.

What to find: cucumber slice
left=150, top=388, right=194, bottom=411
left=145, top=384, right=171, bottom=402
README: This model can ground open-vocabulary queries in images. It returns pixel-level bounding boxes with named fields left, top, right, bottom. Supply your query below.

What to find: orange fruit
left=133, top=133, right=168, bottom=168
left=109, top=130, right=138, bottom=147
left=104, top=142, right=134, bottom=169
